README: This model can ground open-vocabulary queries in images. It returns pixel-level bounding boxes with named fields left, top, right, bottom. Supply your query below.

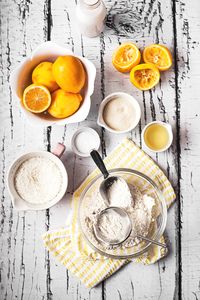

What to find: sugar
left=74, top=131, right=99, bottom=155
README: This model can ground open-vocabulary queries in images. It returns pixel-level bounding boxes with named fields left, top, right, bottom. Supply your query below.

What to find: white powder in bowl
left=107, top=177, right=133, bottom=208
left=14, top=156, right=63, bottom=204
left=72, top=128, right=100, bottom=157
left=82, top=182, right=156, bottom=251
left=74, top=131, right=98, bottom=155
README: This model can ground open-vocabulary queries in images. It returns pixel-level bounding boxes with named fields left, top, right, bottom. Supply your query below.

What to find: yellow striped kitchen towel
left=42, top=138, right=176, bottom=288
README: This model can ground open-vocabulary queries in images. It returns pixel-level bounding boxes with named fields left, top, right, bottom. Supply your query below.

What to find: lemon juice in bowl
left=142, top=121, right=173, bottom=152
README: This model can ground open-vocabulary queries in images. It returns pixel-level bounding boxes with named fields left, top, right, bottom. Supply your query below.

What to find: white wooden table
left=1, top=0, right=200, bottom=299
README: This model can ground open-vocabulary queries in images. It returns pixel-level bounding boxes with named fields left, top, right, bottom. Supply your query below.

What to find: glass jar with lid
left=76, top=0, right=107, bottom=37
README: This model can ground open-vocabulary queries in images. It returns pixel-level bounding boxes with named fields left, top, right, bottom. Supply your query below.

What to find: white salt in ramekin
left=7, top=143, right=68, bottom=210
left=71, top=127, right=100, bottom=157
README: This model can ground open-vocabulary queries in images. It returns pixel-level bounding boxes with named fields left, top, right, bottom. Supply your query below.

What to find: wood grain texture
left=0, top=0, right=199, bottom=299
left=175, top=1, right=200, bottom=299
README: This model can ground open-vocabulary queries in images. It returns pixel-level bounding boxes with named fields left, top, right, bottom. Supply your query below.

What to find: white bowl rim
left=142, top=121, right=173, bottom=153
left=7, top=150, right=68, bottom=210
left=71, top=127, right=100, bottom=157
left=97, top=92, right=141, bottom=134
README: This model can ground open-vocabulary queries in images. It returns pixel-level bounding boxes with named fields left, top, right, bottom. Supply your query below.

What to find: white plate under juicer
left=90, top=150, right=167, bottom=248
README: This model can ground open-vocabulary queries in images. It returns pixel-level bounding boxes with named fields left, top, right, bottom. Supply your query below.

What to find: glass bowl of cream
left=78, top=169, right=167, bottom=259
left=97, top=92, right=141, bottom=134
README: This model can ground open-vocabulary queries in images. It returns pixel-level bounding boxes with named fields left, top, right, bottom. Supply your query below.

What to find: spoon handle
left=137, top=235, right=167, bottom=248
left=90, top=150, right=109, bottom=179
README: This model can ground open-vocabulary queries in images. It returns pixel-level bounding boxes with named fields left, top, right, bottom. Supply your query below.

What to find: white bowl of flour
left=7, top=146, right=68, bottom=210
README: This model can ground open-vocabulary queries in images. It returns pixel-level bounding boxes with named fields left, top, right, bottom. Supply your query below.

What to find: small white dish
left=7, top=143, right=68, bottom=210
left=97, top=92, right=141, bottom=134
left=142, top=121, right=173, bottom=153
left=10, top=41, right=96, bottom=127
left=71, top=127, right=100, bottom=157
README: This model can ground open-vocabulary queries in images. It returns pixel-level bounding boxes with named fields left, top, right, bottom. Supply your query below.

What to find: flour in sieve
left=97, top=208, right=130, bottom=242
left=14, top=156, right=63, bottom=204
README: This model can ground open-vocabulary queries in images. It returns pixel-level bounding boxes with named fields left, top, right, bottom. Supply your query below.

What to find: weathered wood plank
left=0, top=1, right=54, bottom=299
left=175, top=0, right=200, bottom=299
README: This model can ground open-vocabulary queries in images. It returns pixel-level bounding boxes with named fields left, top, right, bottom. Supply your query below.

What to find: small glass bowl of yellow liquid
left=142, top=121, right=173, bottom=152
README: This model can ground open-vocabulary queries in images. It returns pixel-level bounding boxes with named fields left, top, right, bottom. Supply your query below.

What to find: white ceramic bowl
left=10, top=41, right=96, bottom=126
left=97, top=92, right=141, bottom=134
left=7, top=145, right=68, bottom=210
left=71, top=127, right=100, bottom=157
left=142, top=121, right=173, bottom=153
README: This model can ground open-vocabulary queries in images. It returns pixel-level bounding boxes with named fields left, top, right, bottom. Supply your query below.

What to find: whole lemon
left=52, top=56, right=86, bottom=93
left=48, top=89, right=82, bottom=119
left=32, top=62, right=59, bottom=92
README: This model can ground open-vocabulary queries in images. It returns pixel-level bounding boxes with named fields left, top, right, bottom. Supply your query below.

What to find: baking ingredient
left=130, top=63, right=160, bottom=90
left=73, top=129, right=100, bottom=156
left=103, top=96, right=137, bottom=131
left=74, top=131, right=93, bottom=154
left=143, top=44, right=172, bottom=71
left=107, top=177, right=133, bottom=208
left=129, top=194, right=155, bottom=241
left=32, top=62, right=59, bottom=92
left=96, top=208, right=131, bottom=242
left=82, top=181, right=156, bottom=252
left=48, top=89, right=82, bottom=118
left=144, top=123, right=170, bottom=151
left=23, top=84, right=51, bottom=113
left=76, top=0, right=107, bottom=37
left=52, top=56, right=86, bottom=93
left=112, top=43, right=141, bottom=73
left=15, top=156, right=62, bottom=204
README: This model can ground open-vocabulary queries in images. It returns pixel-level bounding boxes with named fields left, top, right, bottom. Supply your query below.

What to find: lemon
left=32, top=62, right=59, bottom=92
left=52, top=56, right=86, bottom=93
left=48, top=89, right=82, bottom=119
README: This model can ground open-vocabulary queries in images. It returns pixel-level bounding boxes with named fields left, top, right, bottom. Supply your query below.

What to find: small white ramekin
left=97, top=92, right=141, bottom=134
left=7, top=143, right=68, bottom=210
left=71, top=127, right=100, bottom=157
left=142, top=121, right=173, bottom=153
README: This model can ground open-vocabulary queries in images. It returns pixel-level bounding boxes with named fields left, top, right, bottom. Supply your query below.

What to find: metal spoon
left=94, top=207, right=167, bottom=248
left=90, top=150, right=131, bottom=206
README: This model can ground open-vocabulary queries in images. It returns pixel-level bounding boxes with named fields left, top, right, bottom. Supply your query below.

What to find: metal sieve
left=93, top=206, right=167, bottom=248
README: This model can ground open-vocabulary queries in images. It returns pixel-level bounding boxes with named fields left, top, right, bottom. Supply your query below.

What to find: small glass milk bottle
left=76, top=0, right=107, bottom=37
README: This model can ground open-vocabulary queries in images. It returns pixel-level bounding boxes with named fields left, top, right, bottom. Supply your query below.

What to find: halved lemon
left=112, top=42, right=141, bottom=73
left=143, top=44, right=172, bottom=71
left=23, top=84, right=51, bottom=113
left=130, top=63, right=160, bottom=91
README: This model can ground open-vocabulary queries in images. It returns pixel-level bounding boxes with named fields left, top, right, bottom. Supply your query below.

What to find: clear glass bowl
left=78, top=168, right=167, bottom=259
